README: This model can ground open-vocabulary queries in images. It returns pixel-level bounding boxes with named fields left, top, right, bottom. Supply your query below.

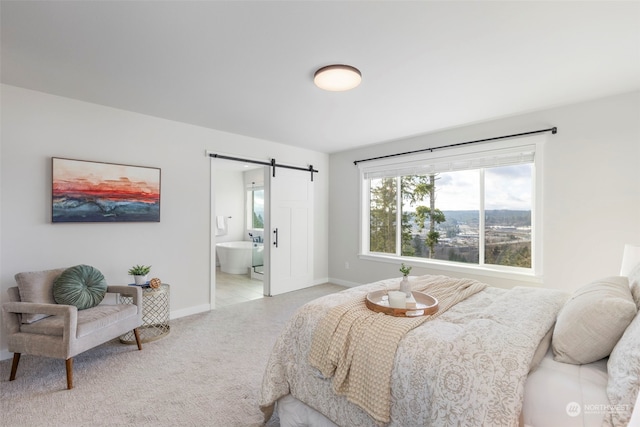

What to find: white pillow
left=552, top=276, right=637, bottom=365
left=605, top=311, right=640, bottom=426
left=627, top=261, right=640, bottom=308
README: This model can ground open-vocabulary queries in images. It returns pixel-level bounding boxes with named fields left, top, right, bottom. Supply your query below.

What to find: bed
left=260, top=272, right=640, bottom=427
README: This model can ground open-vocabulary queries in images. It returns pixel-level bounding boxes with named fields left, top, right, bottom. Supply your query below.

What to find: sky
left=406, top=164, right=532, bottom=211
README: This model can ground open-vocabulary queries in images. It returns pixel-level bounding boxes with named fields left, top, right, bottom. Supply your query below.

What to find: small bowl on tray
left=365, top=290, right=439, bottom=317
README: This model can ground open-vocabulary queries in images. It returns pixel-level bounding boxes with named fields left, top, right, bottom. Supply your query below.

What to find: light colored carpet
left=0, top=283, right=345, bottom=427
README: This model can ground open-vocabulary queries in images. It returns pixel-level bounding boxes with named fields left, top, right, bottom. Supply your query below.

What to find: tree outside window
left=367, top=164, right=532, bottom=269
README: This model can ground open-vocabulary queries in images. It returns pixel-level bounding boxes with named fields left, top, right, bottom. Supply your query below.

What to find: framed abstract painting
left=52, top=157, right=161, bottom=223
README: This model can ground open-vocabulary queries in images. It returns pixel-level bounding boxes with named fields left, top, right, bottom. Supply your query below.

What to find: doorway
left=210, top=160, right=268, bottom=308
left=210, top=155, right=316, bottom=309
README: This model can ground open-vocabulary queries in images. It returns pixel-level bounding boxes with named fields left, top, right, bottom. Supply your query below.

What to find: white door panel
left=267, top=168, right=314, bottom=296
left=290, top=207, right=309, bottom=276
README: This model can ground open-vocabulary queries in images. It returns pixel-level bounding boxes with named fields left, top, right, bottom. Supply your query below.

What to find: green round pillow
left=53, top=265, right=108, bottom=310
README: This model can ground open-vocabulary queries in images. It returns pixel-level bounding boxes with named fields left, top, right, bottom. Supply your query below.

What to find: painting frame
left=52, top=157, right=161, bottom=223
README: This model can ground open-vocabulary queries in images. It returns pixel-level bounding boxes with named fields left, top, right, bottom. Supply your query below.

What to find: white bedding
left=260, top=276, right=568, bottom=426
left=275, top=339, right=613, bottom=427
left=522, top=350, right=609, bottom=427
left=277, top=394, right=337, bottom=427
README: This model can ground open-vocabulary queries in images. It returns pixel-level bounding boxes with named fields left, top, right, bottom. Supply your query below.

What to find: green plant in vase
left=399, top=263, right=412, bottom=277
left=128, top=264, right=151, bottom=285
left=399, top=263, right=412, bottom=297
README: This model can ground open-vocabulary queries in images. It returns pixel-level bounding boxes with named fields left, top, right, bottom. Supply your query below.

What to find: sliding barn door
left=265, top=167, right=314, bottom=296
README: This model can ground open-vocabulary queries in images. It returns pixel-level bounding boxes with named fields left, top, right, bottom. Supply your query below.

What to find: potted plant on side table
left=128, top=264, right=151, bottom=286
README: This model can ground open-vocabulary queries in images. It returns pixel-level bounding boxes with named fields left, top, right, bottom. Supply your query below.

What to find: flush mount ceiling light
left=314, top=64, right=362, bottom=91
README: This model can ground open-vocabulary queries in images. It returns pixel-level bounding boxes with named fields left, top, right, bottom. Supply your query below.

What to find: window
left=360, top=137, right=544, bottom=278
left=246, top=187, right=264, bottom=229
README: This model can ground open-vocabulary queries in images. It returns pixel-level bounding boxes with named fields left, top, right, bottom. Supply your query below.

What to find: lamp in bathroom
left=314, top=64, right=361, bottom=92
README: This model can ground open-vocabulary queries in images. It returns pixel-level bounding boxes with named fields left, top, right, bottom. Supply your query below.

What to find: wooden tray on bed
left=365, top=290, right=439, bottom=317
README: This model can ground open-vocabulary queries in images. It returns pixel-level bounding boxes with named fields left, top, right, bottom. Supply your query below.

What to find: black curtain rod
left=353, top=127, right=557, bottom=166
left=209, top=153, right=318, bottom=181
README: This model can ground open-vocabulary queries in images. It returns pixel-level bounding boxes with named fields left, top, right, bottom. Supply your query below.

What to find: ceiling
left=2, top=1, right=639, bottom=154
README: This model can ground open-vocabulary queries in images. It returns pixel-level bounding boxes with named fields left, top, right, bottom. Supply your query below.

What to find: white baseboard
left=1, top=349, right=13, bottom=361
left=170, top=304, right=211, bottom=320
left=328, top=277, right=362, bottom=288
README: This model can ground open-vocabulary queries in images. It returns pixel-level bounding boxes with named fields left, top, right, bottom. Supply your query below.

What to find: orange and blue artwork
left=52, top=158, right=161, bottom=222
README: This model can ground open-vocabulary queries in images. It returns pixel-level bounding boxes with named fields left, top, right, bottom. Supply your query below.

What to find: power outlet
left=344, top=261, right=350, bottom=269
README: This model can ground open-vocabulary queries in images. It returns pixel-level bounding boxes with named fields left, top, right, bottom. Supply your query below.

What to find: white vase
left=134, top=275, right=148, bottom=286
left=400, top=276, right=411, bottom=297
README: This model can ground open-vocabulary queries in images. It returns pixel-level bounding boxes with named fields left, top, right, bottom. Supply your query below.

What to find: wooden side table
left=120, top=284, right=170, bottom=344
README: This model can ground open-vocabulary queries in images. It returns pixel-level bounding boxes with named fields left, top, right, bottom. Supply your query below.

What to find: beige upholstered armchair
left=2, top=267, right=144, bottom=389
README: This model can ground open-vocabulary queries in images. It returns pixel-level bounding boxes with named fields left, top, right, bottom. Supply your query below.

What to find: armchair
left=2, top=269, right=143, bottom=390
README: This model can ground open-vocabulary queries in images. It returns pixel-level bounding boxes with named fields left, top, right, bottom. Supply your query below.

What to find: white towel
left=216, top=216, right=226, bottom=236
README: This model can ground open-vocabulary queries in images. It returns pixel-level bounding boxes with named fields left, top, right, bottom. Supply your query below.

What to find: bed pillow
left=627, top=261, right=640, bottom=308
left=53, top=265, right=108, bottom=310
left=529, top=326, right=553, bottom=372
left=15, top=268, right=67, bottom=324
left=552, top=276, right=637, bottom=365
left=605, top=311, right=640, bottom=426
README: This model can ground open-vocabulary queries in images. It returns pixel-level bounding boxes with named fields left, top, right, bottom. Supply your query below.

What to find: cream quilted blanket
left=260, top=275, right=568, bottom=427
left=308, top=275, right=487, bottom=423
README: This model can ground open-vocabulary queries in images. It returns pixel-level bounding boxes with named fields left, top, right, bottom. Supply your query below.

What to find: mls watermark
left=566, top=402, right=581, bottom=417
left=566, top=401, right=632, bottom=417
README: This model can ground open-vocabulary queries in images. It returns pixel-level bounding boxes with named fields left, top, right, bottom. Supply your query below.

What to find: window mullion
left=479, top=169, right=485, bottom=266
left=396, top=177, right=402, bottom=256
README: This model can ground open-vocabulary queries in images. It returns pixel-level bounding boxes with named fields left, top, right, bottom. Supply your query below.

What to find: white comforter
left=260, top=276, right=568, bottom=426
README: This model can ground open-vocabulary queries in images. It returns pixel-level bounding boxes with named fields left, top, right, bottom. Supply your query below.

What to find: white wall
left=328, top=91, right=640, bottom=292
left=212, top=169, right=245, bottom=244
left=0, top=84, right=329, bottom=357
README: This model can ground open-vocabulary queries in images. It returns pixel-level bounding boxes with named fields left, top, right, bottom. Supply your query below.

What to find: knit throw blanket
left=307, top=275, right=487, bottom=423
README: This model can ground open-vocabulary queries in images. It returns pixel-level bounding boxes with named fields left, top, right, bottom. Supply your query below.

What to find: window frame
left=358, top=135, right=546, bottom=283
left=246, top=186, right=265, bottom=231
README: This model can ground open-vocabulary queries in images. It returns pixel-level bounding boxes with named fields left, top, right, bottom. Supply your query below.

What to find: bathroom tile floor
left=215, top=268, right=265, bottom=308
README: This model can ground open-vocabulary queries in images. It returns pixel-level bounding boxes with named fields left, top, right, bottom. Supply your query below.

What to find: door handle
left=273, top=228, right=278, bottom=248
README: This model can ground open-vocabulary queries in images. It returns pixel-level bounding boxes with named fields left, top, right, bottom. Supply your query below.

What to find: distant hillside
left=442, top=210, right=531, bottom=227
